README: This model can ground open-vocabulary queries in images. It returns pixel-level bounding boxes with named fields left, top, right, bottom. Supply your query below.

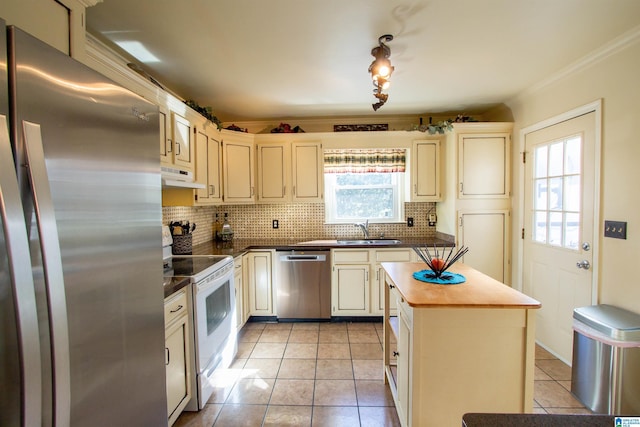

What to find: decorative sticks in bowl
left=413, top=245, right=469, bottom=279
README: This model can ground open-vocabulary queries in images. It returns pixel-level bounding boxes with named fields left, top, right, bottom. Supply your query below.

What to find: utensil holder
left=172, top=234, right=192, bottom=255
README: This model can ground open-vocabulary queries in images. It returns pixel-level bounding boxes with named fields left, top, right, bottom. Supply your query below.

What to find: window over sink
left=323, top=148, right=406, bottom=224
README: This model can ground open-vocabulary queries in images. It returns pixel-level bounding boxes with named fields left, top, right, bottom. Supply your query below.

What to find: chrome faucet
left=355, top=219, right=369, bottom=239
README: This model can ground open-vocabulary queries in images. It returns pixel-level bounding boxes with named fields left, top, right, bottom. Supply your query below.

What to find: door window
left=532, top=135, right=582, bottom=250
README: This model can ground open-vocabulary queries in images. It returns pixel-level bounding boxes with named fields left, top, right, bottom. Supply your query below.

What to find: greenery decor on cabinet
left=409, top=115, right=477, bottom=134
left=184, top=100, right=222, bottom=129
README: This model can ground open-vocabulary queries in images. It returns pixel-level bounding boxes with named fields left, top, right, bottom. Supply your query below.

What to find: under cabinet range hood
left=161, top=166, right=205, bottom=189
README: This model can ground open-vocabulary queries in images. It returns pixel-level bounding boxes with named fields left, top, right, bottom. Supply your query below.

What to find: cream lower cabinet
left=372, top=249, right=411, bottom=315
left=332, top=249, right=370, bottom=315
left=245, top=250, right=274, bottom=316
left=458, top=210, right=510, bottom=282
left=332, top=264, right=370, bottom=315
left=233, top=255, right=246, bottom=330
left=332, top=248, right=411, bottom=316
left=164, top=289, right=191, bottom=426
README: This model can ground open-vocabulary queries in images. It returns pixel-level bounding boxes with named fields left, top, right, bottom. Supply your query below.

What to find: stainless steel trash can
left=571, top=304, right=640, bottom=414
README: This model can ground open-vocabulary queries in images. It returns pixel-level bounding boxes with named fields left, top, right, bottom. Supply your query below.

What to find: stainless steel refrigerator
left=0, top=21, right=167, bottom=426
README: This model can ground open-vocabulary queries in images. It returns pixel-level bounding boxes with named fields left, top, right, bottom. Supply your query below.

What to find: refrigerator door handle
left=22, top=121, right=71, bottom=427
left=1, top=116, right=43, bottom=426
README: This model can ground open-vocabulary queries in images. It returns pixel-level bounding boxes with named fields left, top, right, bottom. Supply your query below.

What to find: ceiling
left=86, top=0, right=640, bottom=122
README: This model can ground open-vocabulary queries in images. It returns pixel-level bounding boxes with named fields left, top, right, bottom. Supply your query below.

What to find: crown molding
left=76, top=0, right=102, bottom=8
left=518, top=24, right=640, bottom=97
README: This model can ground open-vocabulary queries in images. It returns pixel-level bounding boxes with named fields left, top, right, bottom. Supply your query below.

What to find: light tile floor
left=533, top=345, right=592, bottom=415
left=174, top=321, right=591, bottom=427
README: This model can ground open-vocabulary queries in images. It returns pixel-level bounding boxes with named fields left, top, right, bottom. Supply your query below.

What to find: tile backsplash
left=163, top=202, right=437, bottom=246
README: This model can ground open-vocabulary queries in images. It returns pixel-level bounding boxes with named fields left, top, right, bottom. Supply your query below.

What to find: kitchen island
left=381, top=262, right=541, bottom=427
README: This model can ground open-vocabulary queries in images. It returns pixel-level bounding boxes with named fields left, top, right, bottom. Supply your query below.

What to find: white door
left=523, top=111, right=597, bottom=362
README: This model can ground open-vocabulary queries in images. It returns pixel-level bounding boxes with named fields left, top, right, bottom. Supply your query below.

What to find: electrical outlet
left=604, top=220, right=626, bottom=239
left=428, top=213, right=437, bottom=226
left=407, top=217, right=414, bottom=227
left=272, top=219, right=279, bottom=229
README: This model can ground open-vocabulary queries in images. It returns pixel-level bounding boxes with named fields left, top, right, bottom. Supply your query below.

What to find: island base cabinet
left=396, top=309, right=411, bottom=427
left=383, top=276, right=536, bottom=426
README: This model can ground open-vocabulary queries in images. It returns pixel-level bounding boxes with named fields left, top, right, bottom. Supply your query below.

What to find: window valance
left=324, top=148, right=406, bottom=173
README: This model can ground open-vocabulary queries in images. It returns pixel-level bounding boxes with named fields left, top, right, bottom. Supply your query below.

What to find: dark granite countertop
left=163, top=237, right=451, bottom=298
left=462, top=413, right=615, bottom=427
left=163, top=276, right=190, bottom=299
left=189, top=237, right=454, bottom=257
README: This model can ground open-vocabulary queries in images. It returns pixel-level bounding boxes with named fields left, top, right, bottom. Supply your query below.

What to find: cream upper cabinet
left=291, top=141, right=323, bottom=202
left=411, top=139, right=442, bottom=201
left=254, top=139, right=323, bottom=203
left=194, top=125, right=222, bottom=205
left=222, top=131, right=255, bottom=203
left=172, top=113, right=194, bottom=171
left=159, top=105, right=172, bottom=164
left=0, top=0, right=91, bottom=58
left=160, top=109, right=195, bottom=173
left=256, top=143, right=288, bottom=202
left=458, top=133, right=510, bottom=198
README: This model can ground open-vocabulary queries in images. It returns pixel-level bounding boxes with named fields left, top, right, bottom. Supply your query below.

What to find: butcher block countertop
left=381, top=262, right=541, bottom=309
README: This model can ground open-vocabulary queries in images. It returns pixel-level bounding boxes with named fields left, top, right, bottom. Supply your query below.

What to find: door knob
left=582, top=242, right=591, bottom=251
left=576, top=260, right=591, bottom=270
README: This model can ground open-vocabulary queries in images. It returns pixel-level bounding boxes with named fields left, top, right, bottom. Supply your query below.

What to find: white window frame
left=324, top=172, right=405, bottom=224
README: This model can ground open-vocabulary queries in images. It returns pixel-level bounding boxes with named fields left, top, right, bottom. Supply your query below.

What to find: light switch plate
left=407, top=217, right=414, bottom=227
left=604, top=220, right=626, bottom=239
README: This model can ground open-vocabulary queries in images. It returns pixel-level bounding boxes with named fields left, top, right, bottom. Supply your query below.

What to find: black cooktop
left=165, top=255, right=230, bottom=277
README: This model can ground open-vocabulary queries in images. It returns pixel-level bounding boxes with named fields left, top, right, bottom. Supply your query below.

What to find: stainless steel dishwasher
left=276, top=250, right=331, bottom=320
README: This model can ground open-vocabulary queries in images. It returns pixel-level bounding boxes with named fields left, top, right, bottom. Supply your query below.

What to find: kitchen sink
left=337, top=239, right=403, bottom=246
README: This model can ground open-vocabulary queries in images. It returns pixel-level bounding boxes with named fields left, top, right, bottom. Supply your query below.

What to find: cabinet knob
left=393, top=351, right=399, bottom=357
left=388, top=284, right=395, bottom=289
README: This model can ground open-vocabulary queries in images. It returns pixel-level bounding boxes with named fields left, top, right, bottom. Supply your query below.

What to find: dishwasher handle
left=280, top=254, right=327, bottom=262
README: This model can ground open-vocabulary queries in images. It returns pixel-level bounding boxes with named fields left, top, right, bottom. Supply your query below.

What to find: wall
left=507, top=29, right=640, bottom=312
left=163, top=202, right=437, bottom=246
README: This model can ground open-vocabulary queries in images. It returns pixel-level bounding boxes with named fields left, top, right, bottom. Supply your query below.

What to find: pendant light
left=369, top=34, right=394, bottom=111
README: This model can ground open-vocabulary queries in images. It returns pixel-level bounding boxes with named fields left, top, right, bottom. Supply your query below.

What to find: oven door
left=192, top=266, right=237, bottom=408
